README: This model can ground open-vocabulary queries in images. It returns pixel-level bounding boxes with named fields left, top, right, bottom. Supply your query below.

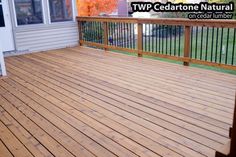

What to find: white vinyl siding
left=15, top=23, right=78, bottom=53
left=7, top=0, right=78, bottom=55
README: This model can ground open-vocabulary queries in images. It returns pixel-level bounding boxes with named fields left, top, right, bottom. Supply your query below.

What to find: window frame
left=47, top=0, right=75, bottom=24
left=12, top=0, right=46, bottom=27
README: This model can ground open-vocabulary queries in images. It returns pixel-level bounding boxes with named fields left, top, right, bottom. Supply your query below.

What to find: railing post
left=137, top=23, right=143, bottom=57
left=183, top=26, right=191, bottom=66
left=78, top=21, right=82, bottom=46
left=103, top=22, right=108, bottom=51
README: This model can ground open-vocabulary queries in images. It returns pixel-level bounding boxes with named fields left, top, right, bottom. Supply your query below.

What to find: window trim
left=12, top=0, right=46, bottom=27
left=47, top=0, right=75, bottom=24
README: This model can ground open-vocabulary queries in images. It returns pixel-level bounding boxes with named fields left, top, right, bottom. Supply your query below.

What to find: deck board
left=1, top=46, right=236, bottom=157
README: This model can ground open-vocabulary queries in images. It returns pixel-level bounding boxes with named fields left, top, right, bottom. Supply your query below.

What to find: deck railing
left=77, top=17, right=236, bottom=70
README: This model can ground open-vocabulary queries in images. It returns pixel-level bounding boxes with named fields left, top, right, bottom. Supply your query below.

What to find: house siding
left=15, top=23, right=79, bottom=53
left=7, top=0, right=79, bottom=55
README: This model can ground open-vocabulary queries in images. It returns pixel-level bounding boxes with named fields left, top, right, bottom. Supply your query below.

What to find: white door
left=0, top=0, right=14, bottom=52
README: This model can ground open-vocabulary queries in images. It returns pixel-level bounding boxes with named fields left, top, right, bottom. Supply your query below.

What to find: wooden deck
left=0, top=47, right=236, bottom=157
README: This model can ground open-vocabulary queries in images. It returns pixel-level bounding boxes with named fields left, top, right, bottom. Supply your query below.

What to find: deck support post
left=137, top=23, right=143, bottom=57
left=183, top=26, right=190, bottom=66
left=216, top=93, right=236, bottom=157
left=103, top=22, right=108, bottom=51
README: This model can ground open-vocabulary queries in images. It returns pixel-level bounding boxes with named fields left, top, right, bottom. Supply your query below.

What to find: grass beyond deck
left=0, top=46, right=236, bottom=157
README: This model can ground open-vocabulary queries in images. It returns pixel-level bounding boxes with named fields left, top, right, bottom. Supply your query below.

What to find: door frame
left=0, top=42, right=7, bottom=76
left=0, top=0, right=15, bottom=52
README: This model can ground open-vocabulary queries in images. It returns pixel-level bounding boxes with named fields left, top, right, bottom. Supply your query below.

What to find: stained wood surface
left=1, top=46, right=236, bottom=157
left=77, top=17, right=236, bottom=28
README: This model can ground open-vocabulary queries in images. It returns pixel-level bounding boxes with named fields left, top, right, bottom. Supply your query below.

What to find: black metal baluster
left=121, top=22, right=123, bottom=47
left=126, top=23, right=129, bottom=48
left=99, top=22, right=101, bottom=43
left=118, top=23, right=122, bottom=47
left=195, top=27, right=198, bottom=59
left=115, top=23, right=118, bottom=46
left=219, top=28, right=224, bottom=63
left=232, top=28, right=236, bottom=65
left=190, top=26, right=193, bottom=58
left=101, top=22, right=103, bottom=44
left=200, top=27, right=204, bottom=60
left=155, top=24, right=158, bottom=53
left=88, top=22, right=90, bottom=41
left=111, top=22, right=114, bottom=46
left=83, top=22, right=86, bottom=41
left=170, top=26, right=172, bottom=55
left=174, top=26, right=177, bottom=56
left=133, top=24, right=136, bottom=49
left=143, top=24, right=145, bottom=51
left=91, top=21, right=94, bottom=42
left=166, top=26, right=168, bottom=55
left=225, top=28, right=230, bottom=64
left=205, top=27, right=209, bottom=61
left=159, top=25, right=161, bottom=54
left=210, top=27, right=215, bottom=62
left=102, top=22, right=104, bottom=44
left=125, top=23, right=127, bottom=48
left=97, top=22, right=99, bottom=43
left=148, top=24, right=151, bottom=52
left=95, top=22, right=97, bottom=43
left=81, top=22, right=84, bottom=41
left=112, top=23, right=115, bottom=46
left=178, top=26, right=181, bottom=56
left=161, top=25, right=165, bottom=54
left=107, top=22, right=110, bottom=45
left=215, top=28, right=219, bottom=62
left=129, top=23, right=132, bottom=49
left=90, top=22, right=93, bottom=42
left=152, top=25, right=154, bottom=52
left=122, top=23, right=126, bottom=48
left=100, top=22, right=102, bottom=43
left=122, top=23, right=125, bottom=48
left=110, top=22, right=113, bottom=46
left=117, top=23, right=119, bottom=46
left=124, top=23, right=126, bottom=48
left=87, top=22, right=89, bottom=42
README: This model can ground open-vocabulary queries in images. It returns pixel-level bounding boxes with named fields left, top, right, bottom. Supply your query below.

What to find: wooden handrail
left=77, top=16, right=236, bottom=28
left=77, top=16, right=236, bottom=70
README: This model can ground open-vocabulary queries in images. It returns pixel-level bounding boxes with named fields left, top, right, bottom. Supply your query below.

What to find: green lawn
left=144, top=27, right=236, bottom=66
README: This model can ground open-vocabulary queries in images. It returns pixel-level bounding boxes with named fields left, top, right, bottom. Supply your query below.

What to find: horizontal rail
left=77, top=16, right=236, bottom=70
left=77, top=17, right=236, bottom=28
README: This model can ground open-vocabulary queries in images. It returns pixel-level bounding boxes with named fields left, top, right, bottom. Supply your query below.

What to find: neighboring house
left=0, top=0, right=78, bottom=56
left=118, top=0, right=128, bottom=17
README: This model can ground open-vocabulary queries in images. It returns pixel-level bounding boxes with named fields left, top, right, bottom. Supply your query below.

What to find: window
left=14, top=0, right=43, bottom=25
left=0, top=5, right=5, bottom=27
left=0, top=1, right=5, bottom=27
left=48, top=0, right=73, bottom=22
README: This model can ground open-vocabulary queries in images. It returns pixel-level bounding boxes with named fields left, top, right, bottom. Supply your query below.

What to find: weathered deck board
left=1, top=46, right=236, bottom=157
